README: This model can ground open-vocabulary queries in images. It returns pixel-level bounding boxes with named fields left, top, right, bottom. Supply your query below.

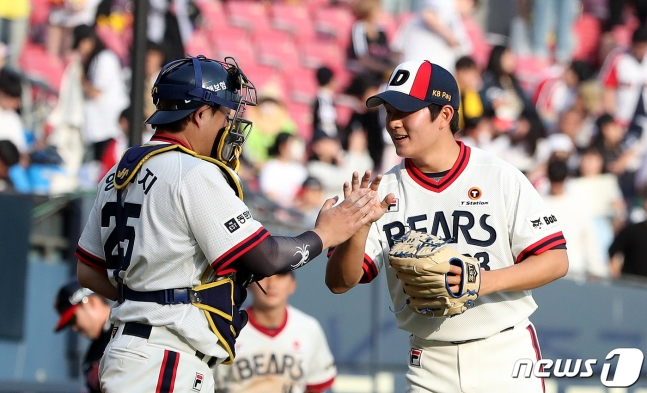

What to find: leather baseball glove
left=389, top=230, right=480, bottom=318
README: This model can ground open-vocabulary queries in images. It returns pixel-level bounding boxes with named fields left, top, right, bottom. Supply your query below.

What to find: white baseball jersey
left=600, top=47, right=647, bottom=126
left=76, top=135, right=269, bottom=358
left=331, top=142, right=566, bottom=342
left=215, top=306, right=336, bottom=393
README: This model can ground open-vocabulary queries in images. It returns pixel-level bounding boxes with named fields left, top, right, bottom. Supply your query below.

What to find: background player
left=75, top=55, right=378, bottom=393
left=326, top=60, right=569, bottom=392
left=53, top=280, right=112, bottom=393
left=215, top=271, right=336, bottom=393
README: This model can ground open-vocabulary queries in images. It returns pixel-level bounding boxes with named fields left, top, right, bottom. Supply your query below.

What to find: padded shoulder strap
left=114, top=144, right=181, bottom=190
left=113, top=143, right=244, bottom=200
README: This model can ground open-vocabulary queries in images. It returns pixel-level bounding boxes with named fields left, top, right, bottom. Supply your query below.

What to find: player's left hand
left=343, top=170, right=395, bottom=225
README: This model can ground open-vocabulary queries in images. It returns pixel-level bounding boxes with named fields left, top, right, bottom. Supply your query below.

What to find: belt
left=450, top=326, right=515, bottom=345
left=119, top=322, right=218, bottom=368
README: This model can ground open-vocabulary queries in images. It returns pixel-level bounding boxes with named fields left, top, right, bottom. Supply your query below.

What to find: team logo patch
left=222, top=210, right=253, bottom=235
left=467, top=264, right=478, bottom=283
left=527, top=211, right=558, bottom=234
left=387, top=198, right=399, bottom=212
left=192, top=373, right=203, bottom=392
left=409, top=348, right=423, bottom=368
left=468, top=187, right=482, bottom=200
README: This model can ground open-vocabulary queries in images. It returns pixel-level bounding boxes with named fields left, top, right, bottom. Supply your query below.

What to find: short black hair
left=595, top=113, right=614, bottom=131
left=632, top=25, right=647, bottom=44
left=569, top=60, right=593, bottom=82
left=0, top=71, right=22, bottom=98
left=429, top=104, right=460, bottom=134
left=316, top=66, right=334, bottom=86
left=0, top=140, right=20, bottom=167
left=267, top=132, right=293, bottom=157
left=455, top=56, right=477, bottom=71
left=547, top=159, right=568, bottom=183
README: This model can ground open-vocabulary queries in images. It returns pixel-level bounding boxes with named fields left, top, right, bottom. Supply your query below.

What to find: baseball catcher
left=389, top=230, right=481, bottom=318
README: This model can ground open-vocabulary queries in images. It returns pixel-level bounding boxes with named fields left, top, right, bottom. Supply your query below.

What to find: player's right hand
left=343, top=171, right=395, bottom=226
left=313, top=188, right=376, bottom=250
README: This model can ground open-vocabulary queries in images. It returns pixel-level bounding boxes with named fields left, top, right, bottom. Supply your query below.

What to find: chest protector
left=112, top=143, right=248, bottom=364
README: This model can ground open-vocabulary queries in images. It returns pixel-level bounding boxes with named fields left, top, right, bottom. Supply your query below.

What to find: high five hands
left=343, top=170, right=395, bottom=227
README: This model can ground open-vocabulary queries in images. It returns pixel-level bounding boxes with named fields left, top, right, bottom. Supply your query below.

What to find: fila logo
left=390, top=70, right=410, bottom=86
left=409, top=349, right=423, bottom=368
left=387, top=198, right=399, bottom=212
left=192, top=373, right=203, bottom=392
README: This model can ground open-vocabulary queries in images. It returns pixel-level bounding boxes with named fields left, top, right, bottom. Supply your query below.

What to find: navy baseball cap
left=54, top=281, right=94, bottom=332
left=366, top=60, right=460, bottom=112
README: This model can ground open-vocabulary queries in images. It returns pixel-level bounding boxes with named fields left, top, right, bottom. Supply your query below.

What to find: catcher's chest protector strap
left=113, top=143, right=244, bottom=200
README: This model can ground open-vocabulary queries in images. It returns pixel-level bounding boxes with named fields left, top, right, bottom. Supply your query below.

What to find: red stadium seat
left=255, top=37, right=301, bottom=71
left=314, top=7, right=355, bottom=49
left=192, top=0, right=228, bottom=29
left=213, top=34, right=256, bottom=69
left=185, top=29, right=216, bottom=58
left=572, top=13, right=601, bottom=63
left=285, top=100, right=314, bottom=142
left=284, top=67, right=317, bottom=104
left=19, top=44, right=64, bottom=91
left=96, top=26, right=128, bottom=64
left=271, top=3, right=316, bottom=40
left=299, top=40, right=346, bottom=73
left=243, top=63, right=281, bottom=92
left=225, top=1, right=272, bottom=33
left=250, top=28, right=293, bottom=46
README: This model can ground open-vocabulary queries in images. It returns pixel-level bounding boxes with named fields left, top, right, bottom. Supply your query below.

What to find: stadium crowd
left=1, top=0, right=647, bottom=282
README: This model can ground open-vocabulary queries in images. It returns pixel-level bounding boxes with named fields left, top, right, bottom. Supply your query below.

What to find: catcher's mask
left=145, top=55, right=257, bottom=170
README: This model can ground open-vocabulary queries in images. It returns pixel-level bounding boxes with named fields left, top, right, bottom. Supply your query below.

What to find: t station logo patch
left=460, top=187, right=489, bottom=206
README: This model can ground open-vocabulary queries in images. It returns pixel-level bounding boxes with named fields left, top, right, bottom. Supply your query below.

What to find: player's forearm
left=77, top=261, right=117, bottom=301
left=479, top=249, right=568, bottom=296
left=325, top=226, right=370, bottom=294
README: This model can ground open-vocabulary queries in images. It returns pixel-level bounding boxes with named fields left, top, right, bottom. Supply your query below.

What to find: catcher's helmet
left=146, top=55, right=257, bottom=169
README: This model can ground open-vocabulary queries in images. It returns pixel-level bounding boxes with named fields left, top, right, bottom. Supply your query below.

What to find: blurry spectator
left=531, top=0, right=578, bottom=63
left=144, top=41, right=165, bottom=121
left=600, top=26, right=647, bottom=145
left=609, top=198, right=647, bottom=279
left=148, top=0, right=191, bottom=63
left=47, top=0, right=103, bottom=58
left=53, top=280, right=111, bottom=393
left=245, top=82, right=297, bottom=167
left=481, top=45, right=535, bottom=133
left=393, top=0, right=471, bottom=73
left=570, top=147, right=626, bottom=261
left=258, top=132, right=308, bottom=208
left=604, top=0, right=647, bottom=33
left=307, top=130, right=373, bottom=200
left=543, top=158, right=608, bottom=280
left=455, top=56, right=484, bottom=131
left=98, top=106, right=132, bottom=179
left=457, top=115, right=495, bottom=149
left=0, top=70, right=26, bottom=153
left=313, top=66, right=339, bottom=139
left=487, top=111, right=549, bottom=174
left=293, top=176, right=326, bottom=227
left=0, top=140, right=19, bottom=192
left=555, top=108, right=589, bottom=162
left=342, top=75, right=385, bottom=171
left=456, top=0, right=490, bottom=69
left=73, top=24, right=129, bottom=163
left=592, top=113, right=630, bottom=174
left=0, top=0, right=29, bottom=69
left=347, top=0, right=397, bottom=83
left=534, top=61, right=594, bottom=129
